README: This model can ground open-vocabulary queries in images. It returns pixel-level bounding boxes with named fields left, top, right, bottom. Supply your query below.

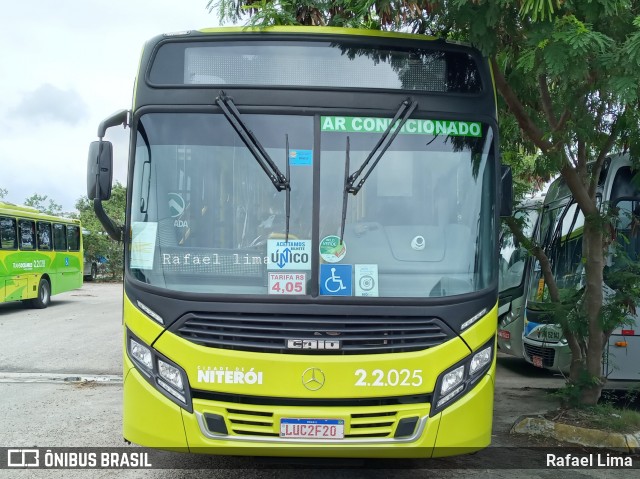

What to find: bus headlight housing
left=441, top=366, right=464, bottom=396
left=130, top=338, right=153, bottom=372
left=431, top=337, right=494, bottom=416
left=470, top=346, right=492, bottom=375
left=126, top=329, right=192, bottom=412
left=158, top=360, right=184, bottom=390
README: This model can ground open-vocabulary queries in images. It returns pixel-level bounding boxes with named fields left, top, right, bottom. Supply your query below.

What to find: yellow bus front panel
left=123, top=296, right=497, bottom=457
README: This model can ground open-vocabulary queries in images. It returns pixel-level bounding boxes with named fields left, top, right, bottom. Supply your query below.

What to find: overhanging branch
left=589, top=109, right=625, bottom=197
left=490, top=57, right=554, bottom=153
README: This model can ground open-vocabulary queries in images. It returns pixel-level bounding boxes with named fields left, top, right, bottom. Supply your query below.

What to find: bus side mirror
left=500, top=165, right=513, bottom=217
left=87, top=141, right=113, bottom=201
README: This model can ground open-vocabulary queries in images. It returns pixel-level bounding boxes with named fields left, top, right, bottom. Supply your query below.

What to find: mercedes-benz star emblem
left=302, top=367, right=325, bottom=391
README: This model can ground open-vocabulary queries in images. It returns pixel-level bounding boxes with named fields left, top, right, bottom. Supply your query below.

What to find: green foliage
left=549, top=391, right=640, bottom=433
left=519, top=0, right=561, bottom=22
left=76, top=183, right=126, bottom=280
left=24, top=193, right=63, bottom=216
left=206, top=0, right=640, bottom=404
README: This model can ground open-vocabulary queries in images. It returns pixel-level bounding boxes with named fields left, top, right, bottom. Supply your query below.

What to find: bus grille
left=172, top=312, right=453, bottom=354
left=523, top=344, right=556, bottom=367
left=221, top=407, right=399, bottom=438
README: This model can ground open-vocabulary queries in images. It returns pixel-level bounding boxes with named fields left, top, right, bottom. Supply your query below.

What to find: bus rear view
left=87, top=27, right=510, bottom=458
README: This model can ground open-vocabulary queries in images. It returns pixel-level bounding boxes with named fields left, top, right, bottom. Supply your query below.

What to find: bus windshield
left=129, top=112, right=495, bottom=298
left=527, top=202, right=585, bottom=305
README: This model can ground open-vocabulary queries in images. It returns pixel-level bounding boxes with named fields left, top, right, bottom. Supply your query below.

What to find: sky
left=0, top=0, right=227, bottom=213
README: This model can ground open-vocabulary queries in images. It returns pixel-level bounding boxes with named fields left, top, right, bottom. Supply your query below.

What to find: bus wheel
left=31, top=278, right=51, bottom=309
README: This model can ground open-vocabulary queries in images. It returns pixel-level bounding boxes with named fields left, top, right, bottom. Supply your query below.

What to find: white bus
left=523, top=153, right=640, bottom=380
left=497, top=195, right=544, bottom=358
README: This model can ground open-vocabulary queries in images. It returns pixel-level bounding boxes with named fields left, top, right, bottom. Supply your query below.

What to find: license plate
left=532, top=355, right=543, bottom=368
left=280, top=418, right=344, bottom=439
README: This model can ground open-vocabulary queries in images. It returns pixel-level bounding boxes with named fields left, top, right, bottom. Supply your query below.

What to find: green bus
left=0, top=201, right=83, bottom=308
left=87, top=27, right=511, bottom=458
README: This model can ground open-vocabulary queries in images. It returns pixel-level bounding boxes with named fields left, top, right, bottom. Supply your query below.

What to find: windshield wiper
left=339, top=98, right=418, bottom=242
left=216, top=91, right=292, bottom=241
left=285, top=135, right=291, bottom=242
left=345, top=98, right=418, bottom=195
left=548, top=200, right=576, bottom=255
left=339, top=136, right=351, bottom=244
left=216, top=91, right=290, bottom=192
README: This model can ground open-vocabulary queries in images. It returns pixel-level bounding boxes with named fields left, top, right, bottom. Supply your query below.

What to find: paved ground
left=0, top=283, right=636, bottom=477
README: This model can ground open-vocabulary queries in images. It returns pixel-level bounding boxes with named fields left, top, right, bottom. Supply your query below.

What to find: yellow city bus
left=0, top=201, right=83, bottom=308
left=87, top=27, right=512, bottom=458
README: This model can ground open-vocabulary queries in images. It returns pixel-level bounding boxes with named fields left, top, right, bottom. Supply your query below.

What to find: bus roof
left=192, top=26, right=443, bottom=43
left=135, top=27, right=494, bottom=116
left=0, top=201, right=79, bottom=224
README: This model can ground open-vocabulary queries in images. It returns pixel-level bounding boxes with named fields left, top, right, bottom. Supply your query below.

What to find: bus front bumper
left=522, top=337, right=571, bottom=373
left=123, top=362, right=494, bottom=458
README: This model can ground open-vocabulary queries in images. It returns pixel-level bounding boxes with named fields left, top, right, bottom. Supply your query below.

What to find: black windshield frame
left=125, top=106, right=499, bottom=304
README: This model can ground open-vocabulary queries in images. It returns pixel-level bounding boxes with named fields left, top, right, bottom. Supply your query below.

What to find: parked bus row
left=498, top=153, right=640, bottom=381
left=0, top=201, right=84, bottom=308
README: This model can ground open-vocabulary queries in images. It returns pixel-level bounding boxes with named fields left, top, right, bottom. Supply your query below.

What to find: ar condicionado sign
left=321, top=116, right=482, bottom=137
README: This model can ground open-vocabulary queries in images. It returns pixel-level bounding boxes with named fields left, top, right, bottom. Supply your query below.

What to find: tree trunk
left=580, top=217, right=606, bottom=404
left=566, top=331, right=585, bottom=384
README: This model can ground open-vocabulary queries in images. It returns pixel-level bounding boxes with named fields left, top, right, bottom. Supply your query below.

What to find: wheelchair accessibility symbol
left=320, top=264, right=352, bottom=296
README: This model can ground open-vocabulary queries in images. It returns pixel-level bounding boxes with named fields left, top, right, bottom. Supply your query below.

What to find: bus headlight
left=441, top=365, right=464, bottom=396
left=130, top=338, right=153, bottom=372
left=158, top=359, right=184, bottom=391
left=431, top=337, right=494, bottom=416
left=126, top=329, right=192, bottom=413
left=470, top=346, right=492, bottom=375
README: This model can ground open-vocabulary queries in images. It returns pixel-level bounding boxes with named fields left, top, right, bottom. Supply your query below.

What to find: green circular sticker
left=319, top=235, right=346, bottom=263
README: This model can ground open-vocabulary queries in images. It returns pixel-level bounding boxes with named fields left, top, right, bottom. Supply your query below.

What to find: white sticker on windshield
left=355, top=264, right=379, bottom=297
left=130, top=222, right=157, bottom=269
left=267, top=240, right=312, bottom=270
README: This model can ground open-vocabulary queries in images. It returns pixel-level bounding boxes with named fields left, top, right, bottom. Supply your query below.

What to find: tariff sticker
left=268, top=272, right=306, bottom=295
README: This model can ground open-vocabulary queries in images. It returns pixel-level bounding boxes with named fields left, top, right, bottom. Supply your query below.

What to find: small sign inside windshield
left=289, top=149, right=312, bottom=166
left=267, top=240, right=312, bottom=270
left=320, top=264, right=352, bottom=296
left=321, top=116, right=482, bottom=137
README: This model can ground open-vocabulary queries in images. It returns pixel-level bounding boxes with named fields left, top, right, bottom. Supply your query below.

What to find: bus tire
left=31, top=278, right=51, bottom=309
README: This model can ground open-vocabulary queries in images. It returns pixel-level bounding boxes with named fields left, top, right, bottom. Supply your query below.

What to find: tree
left=0, top=188, right=7, bottom=200
left=24, top=193, right=63, bottom=216
left=208, top=0, right=640, bottom=405
left=75, top=182, right=126, bottom=280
